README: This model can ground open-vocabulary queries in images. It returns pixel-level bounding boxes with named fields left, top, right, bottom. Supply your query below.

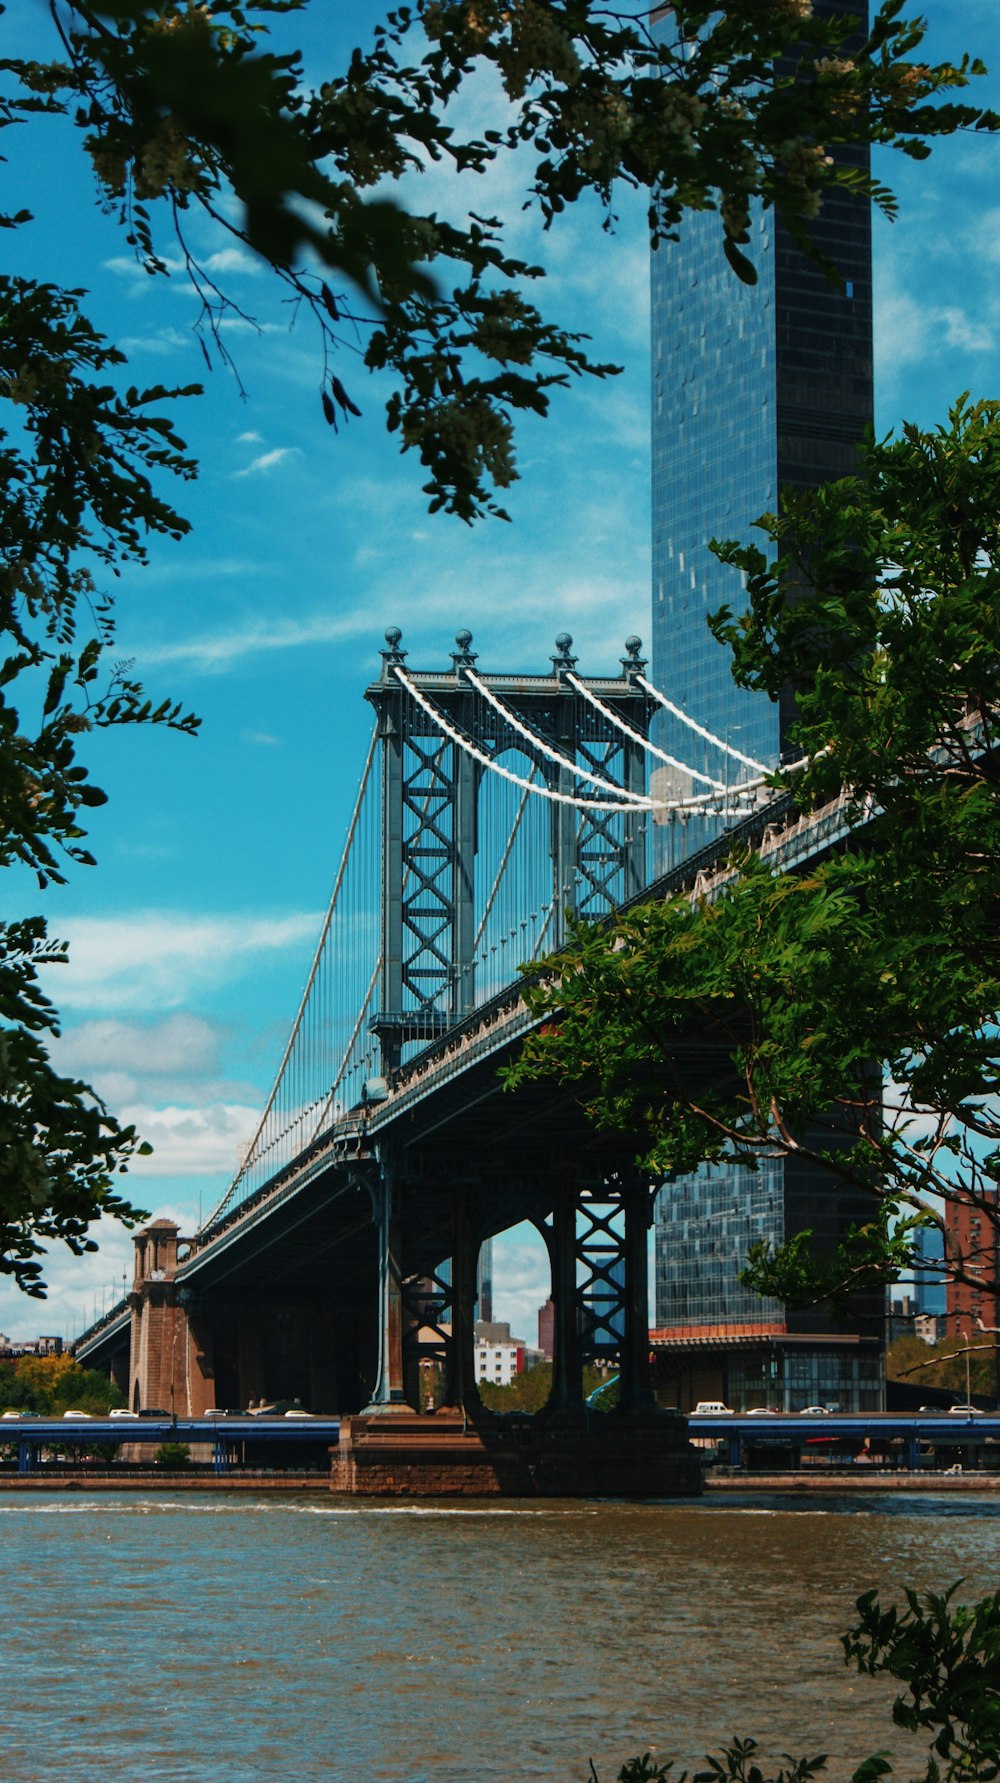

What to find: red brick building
left=945, top=1189, right=1000, bottom=1339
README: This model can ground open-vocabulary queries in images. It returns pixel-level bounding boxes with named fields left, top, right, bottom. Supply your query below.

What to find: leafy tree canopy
left=0, top=1, right=996, bottom=1295
left=507, top=400, right=1000, bottom=1316
left=0, top=1351, right=125, bottom=1410
left=8, top=0, right=997, bottom=522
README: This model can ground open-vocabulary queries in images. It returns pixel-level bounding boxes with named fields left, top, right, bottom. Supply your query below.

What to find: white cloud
left=0, top=1216, right=137, bottom=1345
left=233, top=445, right=300, bottom=477
left=44, top=911, right=320, bottom=1012
left=236, top=430, right=263, bottom=444
left=124, top=1102, right=261, bottom=1177
left=103, top=251, right=185, bottom=283
left=136, top=607, right=375, bottom=672
left=202, top=246, right=261, bottom=277
left=490, top=1223, right=551, bottom=1339
left=56, top=1013, right=223, bottom=1078
left=939, top=307, right=995, bottom=354
left=875, top=278, right=997, bottom=399
left=117, top=325, right=194, bottom=357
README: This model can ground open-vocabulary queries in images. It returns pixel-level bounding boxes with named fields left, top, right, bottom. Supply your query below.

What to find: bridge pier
left=330, top=1406, right=699, bottom=1496
left=331, top=1164, right=700, bottom=1496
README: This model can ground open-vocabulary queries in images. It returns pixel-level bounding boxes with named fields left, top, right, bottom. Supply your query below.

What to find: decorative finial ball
left=385, top=625, right=402, bottom=649
left=625, top=635, right=642, bottom=655
left=456, top=628, right=473, bottom=650
left=555, top=632, right=573, bottom=652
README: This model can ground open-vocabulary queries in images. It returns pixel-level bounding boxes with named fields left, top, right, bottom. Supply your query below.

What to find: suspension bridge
left=75, top=627, right=855, bottom=1494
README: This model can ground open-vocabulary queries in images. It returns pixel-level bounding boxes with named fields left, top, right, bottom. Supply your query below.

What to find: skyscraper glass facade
left=650, top=3, right=876, bottom=1383
left=651, top=199, right=780, bottom=869
left=654, top=1156, right=785, bottom=1329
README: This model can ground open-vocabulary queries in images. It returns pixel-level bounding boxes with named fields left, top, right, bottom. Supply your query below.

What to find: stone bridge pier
left=127, top=1218, right=375, bottom=1417
left=128, top=1220, right=214, bottom=1416
left=331, top=1156, right=700, bottom=1496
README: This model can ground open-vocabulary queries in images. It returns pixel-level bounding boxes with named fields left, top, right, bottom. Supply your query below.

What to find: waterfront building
left=945, top=1188, right=1000, bottom=1342
left=650, top=0, right=883, bottom=1411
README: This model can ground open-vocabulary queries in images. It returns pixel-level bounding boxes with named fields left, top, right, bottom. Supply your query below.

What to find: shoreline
left=0, top=1467, right=998, bottom=1494
left=705, top=1469, right=1000, bottom=1492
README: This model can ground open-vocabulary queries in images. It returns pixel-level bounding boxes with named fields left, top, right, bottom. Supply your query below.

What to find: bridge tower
left=367, top=627, right=652, bottom=1074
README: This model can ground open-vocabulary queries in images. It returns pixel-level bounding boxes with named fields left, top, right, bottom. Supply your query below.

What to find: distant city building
left=474, top=1319, right=541, bottom=1386
left=0, top=1333, right=63, bottom=1359
left=650, top=0, right=883, bottom=1414
left=945, top=1188, right=1000, bottom=1339
left=537, top=1298, right=554, bottom=1362
left=478, top=1239, right=493, bottom=1325
left=912, top=1222, right=947, bottom=1319
left=888, top=1293, right=932, bottom=1345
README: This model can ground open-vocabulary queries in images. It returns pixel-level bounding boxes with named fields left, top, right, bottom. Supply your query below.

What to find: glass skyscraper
left=650, top=2, right=883, bottom=1409
left=651, top=1, right=874, bottom=862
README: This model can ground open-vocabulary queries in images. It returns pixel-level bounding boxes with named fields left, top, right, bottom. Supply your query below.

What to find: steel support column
left=618, top=1179, right=658, bottom=1415
left=367, top=1161, right=410, bottom=1409
left=445, top=1185, right=480, bottom=1414
left=548, top=1183, right=585, bottom=1421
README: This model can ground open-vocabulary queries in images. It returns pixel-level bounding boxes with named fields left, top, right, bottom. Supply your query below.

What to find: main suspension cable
left=466, top=668, right=652, bottom=805
left=637, top=674, right=770, bottom=774
left=566, top=672, right=727, bottom=790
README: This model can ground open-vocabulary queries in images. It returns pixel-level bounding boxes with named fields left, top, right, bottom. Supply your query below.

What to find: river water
left=2, top=1490, right=999, bottom=1783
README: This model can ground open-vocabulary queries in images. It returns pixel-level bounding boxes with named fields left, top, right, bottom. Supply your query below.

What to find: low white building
left=473, top=1319, right=537, bottom=1386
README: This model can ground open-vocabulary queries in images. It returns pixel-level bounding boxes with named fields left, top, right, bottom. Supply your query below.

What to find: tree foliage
left=507, top=400, right=1000, bottom=1315
left=602, top=1585, right=1000, bottom=1783
left=0, top=2, right=996, bottom=1294
left=0, top=1351, right=125, bottom=1411
left=12, top=0, right=997, bottom=522
left=886, top=1335, right=997, bottom=1401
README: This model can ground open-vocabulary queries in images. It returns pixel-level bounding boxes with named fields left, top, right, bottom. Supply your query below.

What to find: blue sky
left=2, top=0, right=999, bottom=1341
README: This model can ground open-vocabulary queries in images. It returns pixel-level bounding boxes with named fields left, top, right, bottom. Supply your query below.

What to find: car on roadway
left=798, top=1406, right=831, bottom=1416
left=108, top=1408, right=139, bottom=1419
left=948, top=1404, right=985, bottom=1416
left=691, top=1401, right=732, bottom=1416
left=745, top=1407, right=779, bottom=1416
left=284, top=1409, right=318, bottom=1418
left=61, top=1410, right=92, bottom=1420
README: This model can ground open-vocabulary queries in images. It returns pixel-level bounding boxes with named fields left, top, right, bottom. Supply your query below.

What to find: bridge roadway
left=72, top=779, right=875, bottom=1470
left=691, top=1411, right=1000, bottom=1470
left=101, top=784, right=859, bottom=1311
left=2, top=1416, right=341, bottom=1475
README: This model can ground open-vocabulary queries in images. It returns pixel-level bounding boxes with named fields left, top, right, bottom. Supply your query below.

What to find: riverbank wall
left=1, top=1466, right=998, bottom=1493
left=706, top=1469, right=1000, bottom=1491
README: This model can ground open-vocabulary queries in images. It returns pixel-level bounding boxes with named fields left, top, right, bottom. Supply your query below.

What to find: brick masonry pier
left=329, top=1409, right=702, bottom=1496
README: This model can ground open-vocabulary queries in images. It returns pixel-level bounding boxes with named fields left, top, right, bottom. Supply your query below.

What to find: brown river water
left=2, top=1490, right=998, bottom=1782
